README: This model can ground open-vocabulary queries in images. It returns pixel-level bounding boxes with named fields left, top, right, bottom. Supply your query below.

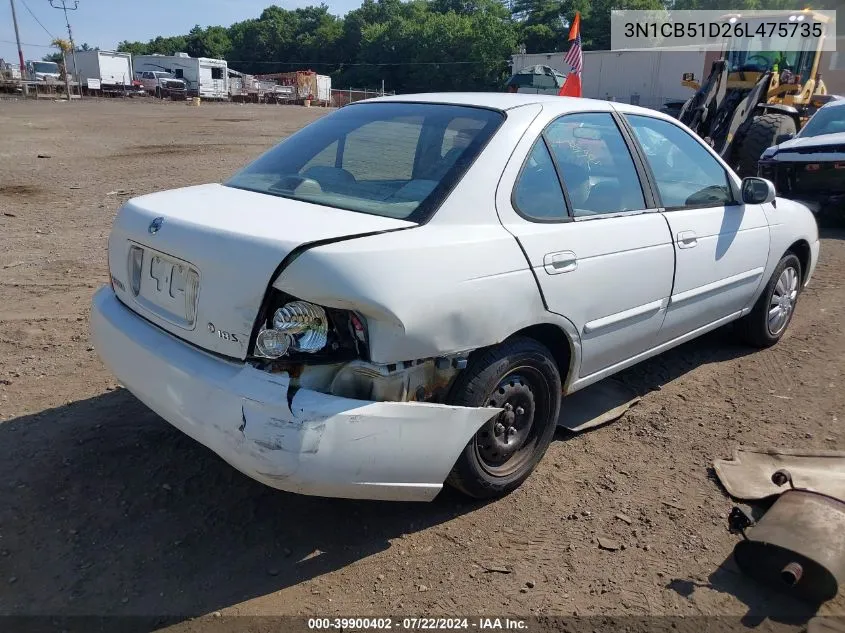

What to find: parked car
left=135, top=70, right=187, bottom=99
left=505, top=65, right=567, bottom=95
left=91, top=93, right=819, bottom=503
left=758, top=97, right=845, bottom=220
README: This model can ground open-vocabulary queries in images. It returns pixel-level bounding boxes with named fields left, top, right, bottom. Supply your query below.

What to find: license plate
left=130, top=243, right=200, bottom=329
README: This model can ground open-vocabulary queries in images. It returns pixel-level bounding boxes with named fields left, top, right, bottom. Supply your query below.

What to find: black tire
left=446, top=337, right=562, bottom=499
left=735, top=113, right=796, bottom=177
left=737, top=253, right=802, bottom=348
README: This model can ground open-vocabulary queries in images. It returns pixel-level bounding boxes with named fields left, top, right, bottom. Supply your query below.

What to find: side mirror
left=742, top=177, right=777, bottom=205
left=775, top=132, right=795, bottom=144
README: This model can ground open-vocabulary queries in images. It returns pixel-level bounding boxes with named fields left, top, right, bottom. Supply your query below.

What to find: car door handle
left=543, top=251, right=578, bottom=275
left=677, top=231, right=698, bottom=249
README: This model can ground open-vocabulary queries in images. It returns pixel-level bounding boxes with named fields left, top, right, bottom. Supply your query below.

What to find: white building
left=511, top=48, right=710, bottom=110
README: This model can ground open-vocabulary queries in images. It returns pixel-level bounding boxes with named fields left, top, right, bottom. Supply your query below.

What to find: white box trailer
left=316, top=74, right=331, bottom=104
left=511, top=48, right=708, bottom=110
left=66, top=50, right=133, bottom=90
left=133, top=53, right=229, bottom=100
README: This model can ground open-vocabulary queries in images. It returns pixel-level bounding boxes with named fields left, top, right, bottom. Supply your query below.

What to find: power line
left=20, top=0, right=56, bottom=40
left=0, top=38, right=54, bottom=48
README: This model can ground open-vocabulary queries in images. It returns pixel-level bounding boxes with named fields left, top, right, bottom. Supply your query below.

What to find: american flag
left=558, top=12, right=583, bottom=98
left=563, top=20, right=583, bottom=74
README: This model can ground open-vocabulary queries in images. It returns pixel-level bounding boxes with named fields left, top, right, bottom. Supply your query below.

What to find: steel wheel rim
left=473, top=366, right=551, bottom=478
left=768, top=265, right=799, bottom=336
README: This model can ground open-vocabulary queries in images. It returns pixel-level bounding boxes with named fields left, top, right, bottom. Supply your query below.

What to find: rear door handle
left=677, top=231, right=698, bottom=249
left=543, top=251, right=578, bottom=275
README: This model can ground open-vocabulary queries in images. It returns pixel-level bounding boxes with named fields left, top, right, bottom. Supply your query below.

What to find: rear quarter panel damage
left=273, top=223, right=568, bottom=365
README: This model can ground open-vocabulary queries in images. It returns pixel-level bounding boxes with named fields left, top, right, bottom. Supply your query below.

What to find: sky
left=1, top=0, right=361, bottom=66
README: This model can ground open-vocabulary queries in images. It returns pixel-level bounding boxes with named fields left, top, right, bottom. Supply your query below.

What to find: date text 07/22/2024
left=307, top=618, right=529, bottom=631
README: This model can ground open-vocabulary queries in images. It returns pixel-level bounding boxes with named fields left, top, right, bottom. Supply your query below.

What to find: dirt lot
left=0, top=99, right=843, bottom=628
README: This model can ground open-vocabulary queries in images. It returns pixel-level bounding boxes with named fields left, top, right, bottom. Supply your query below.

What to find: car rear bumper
left=90, top=288, right=496, bottom=502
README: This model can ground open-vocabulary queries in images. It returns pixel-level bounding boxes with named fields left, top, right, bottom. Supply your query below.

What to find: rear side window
left=513, top=139, right=568, bottom=221
left=626, top=114, right=735, bottom=209
left=544, top=112, right=647, bottom=217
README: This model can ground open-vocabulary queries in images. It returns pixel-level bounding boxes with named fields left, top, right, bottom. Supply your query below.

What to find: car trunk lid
left=107, top=183, right=414, bottom=359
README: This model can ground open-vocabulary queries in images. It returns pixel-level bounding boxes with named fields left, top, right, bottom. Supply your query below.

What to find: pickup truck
left=135, top=71, right=187, bottom=100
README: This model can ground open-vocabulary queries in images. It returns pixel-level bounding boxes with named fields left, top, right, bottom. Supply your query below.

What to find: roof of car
left=364, top=92, right=672, bottom=119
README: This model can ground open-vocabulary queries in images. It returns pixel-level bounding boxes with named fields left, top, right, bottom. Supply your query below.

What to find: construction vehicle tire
left=735, top=113, right=796, bottom=177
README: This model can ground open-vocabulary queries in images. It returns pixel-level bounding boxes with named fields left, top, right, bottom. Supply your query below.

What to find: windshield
left=32, top=62, right=59, bottom=74
left=154, top=72, right=175, bottom=79
left=226, top=102, right=504, bottom=222
left=799, top=104, right=845, bottom=138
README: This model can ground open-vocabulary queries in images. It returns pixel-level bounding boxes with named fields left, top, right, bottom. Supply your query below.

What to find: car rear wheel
left=737, top=253, right=802, bottom=348
left=446, top=337, right=561, bottom=499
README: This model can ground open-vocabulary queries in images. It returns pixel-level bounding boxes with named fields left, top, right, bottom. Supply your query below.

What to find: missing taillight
left=249, top=289, right=369, bottom=364
left=128, top=246, right=144, bottom=296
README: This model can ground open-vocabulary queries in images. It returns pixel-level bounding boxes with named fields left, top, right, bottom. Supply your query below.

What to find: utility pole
left=9, top=0, right=27, bottom=79
left=49, top=0, right=80, bottom=96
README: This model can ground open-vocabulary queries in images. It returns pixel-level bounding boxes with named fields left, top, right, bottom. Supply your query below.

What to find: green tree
left=355, top=0, right=518, bottom=92
left=117, top=40, right=149, bottom=56
left=186, top=25, right=233, bottom=59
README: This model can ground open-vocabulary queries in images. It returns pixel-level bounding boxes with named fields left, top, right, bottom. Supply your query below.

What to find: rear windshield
left=799, top=104, right=845, bottom=138
left=225, top=102, right=504, bottom=222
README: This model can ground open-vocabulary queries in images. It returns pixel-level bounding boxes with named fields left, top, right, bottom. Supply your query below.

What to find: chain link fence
left=331, top=88, right=395, bottom=107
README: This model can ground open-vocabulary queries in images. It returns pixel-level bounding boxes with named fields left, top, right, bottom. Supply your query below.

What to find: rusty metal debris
left=727, top=468, right=845, bottom=604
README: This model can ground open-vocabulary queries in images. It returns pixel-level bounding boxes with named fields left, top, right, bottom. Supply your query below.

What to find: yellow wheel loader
left=679, top=9, right=837, bottom=176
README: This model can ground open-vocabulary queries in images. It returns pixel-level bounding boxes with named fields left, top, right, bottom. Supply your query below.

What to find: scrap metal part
left=714, top=447, right=845, bottom=502
left=732, top=486, right=845, bottom=604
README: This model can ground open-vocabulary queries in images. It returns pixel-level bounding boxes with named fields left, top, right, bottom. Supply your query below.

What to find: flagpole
left=558, top=11, right=583, bottom=98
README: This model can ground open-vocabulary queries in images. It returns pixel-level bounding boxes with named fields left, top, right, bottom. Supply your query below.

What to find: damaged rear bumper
left=90, top=288, right=498, bottom=502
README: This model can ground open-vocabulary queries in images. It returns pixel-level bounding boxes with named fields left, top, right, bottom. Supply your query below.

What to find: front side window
left=226, top=102, right=503, bottom=222
left=544, top=112, right=647, bottom=217
left=626, top=114, right=735, bottom=209
left=211, top=67, right=223, bottom=80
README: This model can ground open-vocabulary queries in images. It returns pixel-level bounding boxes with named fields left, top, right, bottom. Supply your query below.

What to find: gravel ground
left=0, top=99, right=843, bottom=629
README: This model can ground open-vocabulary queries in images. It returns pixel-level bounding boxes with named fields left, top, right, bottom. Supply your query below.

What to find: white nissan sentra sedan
left=91, top=93, right=819, bottom=502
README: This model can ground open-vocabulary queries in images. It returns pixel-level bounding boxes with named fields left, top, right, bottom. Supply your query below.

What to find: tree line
left=84, top=0, right=839, bottom=93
